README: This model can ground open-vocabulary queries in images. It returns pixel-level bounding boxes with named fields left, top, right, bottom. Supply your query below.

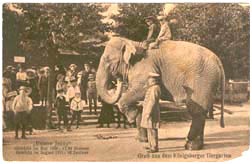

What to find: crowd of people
left=3, top=64, right=49, bottom=138
left=2, top=62, right=131, bottom=139
left=2, top=14, right=172, bottom=153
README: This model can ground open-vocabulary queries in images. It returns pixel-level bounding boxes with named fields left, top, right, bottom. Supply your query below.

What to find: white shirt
left=157, top=22, right=171, bottom=42
left=70, top=98, right=85, bottom=111
left=12, top=95, right=33, bottom=112
left=16, top=72, right=27, bottom=81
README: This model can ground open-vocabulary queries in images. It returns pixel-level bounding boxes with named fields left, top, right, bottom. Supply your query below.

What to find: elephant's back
left=160, top=40, right=216, bottom=59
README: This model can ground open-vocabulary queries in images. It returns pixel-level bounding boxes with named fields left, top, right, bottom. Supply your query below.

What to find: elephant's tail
left=216, top=57, right=225, bottom=128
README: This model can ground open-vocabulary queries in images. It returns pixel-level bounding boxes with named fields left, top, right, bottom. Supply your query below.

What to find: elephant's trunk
left=96, top=57, right=123, bottom=104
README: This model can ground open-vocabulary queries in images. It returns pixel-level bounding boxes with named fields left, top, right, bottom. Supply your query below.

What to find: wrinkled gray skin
left=96, top=37, right=225, bottom=148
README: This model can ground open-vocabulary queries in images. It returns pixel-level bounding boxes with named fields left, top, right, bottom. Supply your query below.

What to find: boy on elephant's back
left=144, top=15, right=172, bottom=50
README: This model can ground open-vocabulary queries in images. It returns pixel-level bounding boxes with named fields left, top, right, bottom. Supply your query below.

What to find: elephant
left=96, top=37, right=225, bottom=150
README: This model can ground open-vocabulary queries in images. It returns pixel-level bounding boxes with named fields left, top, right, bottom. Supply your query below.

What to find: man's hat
left=39, top=68, right=45, bottom=73
left=56, top=74, right=65, bottom=81
left=88, top=73, right=95, bottom=80
left=6, top=65, right=13, bottom=70
left=69, top=64, right=77, bottom=68
left=18, top=86, right=32, bottom=95
left=7, top=91, right=17, bottom=98
left=26, top=69, right=36, bottom=79
left=148, top=72, right=160, bottom=77
left=18, top=86, right=27, bottom=91
left=157, top=15, right=167, bottom=21
left=57, top=88, right=64, bottom=93
left=43, top=66, right=50, bottom=71
left=145, top=16, right=156, bottom=22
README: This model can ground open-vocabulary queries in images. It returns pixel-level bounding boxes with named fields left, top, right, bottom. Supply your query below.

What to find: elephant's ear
left=122, top=40, right=136, bottom=65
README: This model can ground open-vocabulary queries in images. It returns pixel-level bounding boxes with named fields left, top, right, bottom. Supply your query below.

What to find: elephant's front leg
left=117, top=91, right=148, bottom=143
left=185, top=99, right=206, bottom=150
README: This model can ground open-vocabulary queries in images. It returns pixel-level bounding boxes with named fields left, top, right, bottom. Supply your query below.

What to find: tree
left=13, top=3, right=109, bottom=65
left=112, top=4, right=164, bottom=41
left=3, top=3, right=110, bottom=108
left=168, top=4, right=250, bottom=79
left=2, top=4, right=24, bottom=66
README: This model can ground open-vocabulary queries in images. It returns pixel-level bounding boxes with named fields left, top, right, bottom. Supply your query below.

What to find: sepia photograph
left=1, top=2, right=250, bottom=162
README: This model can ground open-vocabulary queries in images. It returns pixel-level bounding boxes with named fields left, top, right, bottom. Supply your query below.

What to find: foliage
left=168, top=4, right=250, bottom=79
left=3, top=3, right=250, bottom=79
left=112, top=4, right=164, bottom=41
left=2, top=4, right=24, bottom=65
left=3, top=3, right=109, bottom=66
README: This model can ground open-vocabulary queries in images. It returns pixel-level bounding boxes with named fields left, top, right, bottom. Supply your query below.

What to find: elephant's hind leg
left=185, top=99, right=206, bottom=150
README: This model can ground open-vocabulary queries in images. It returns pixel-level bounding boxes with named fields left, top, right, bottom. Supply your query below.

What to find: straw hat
left=7, top=91, right=17, bottom=98
left=148, top=72, right=160, bottom=77
left=26, top=69, right=36, bottom=79
left=69, top=64, right=77, bottom=69
left=18, top=86, right=32, bottom=95
left=157, top=15, right=167, bottom=21
left=88, top=73, right=95, bottom=80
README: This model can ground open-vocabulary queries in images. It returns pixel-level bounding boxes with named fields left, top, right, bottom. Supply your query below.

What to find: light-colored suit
left=141, top=84, right=161, bottom=129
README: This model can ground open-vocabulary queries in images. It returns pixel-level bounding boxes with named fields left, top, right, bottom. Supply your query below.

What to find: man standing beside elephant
left=141, top=72, right=161, bottom=153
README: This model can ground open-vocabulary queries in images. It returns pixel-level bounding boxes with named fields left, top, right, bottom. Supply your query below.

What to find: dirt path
left=3, top=103, right=249, bottom=161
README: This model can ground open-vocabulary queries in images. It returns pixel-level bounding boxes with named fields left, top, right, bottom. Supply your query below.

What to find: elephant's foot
left=184, top=136, right=204, bottom=150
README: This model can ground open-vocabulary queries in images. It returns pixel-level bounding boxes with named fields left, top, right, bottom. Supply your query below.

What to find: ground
left=2, top=103, right=250, bottom=162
